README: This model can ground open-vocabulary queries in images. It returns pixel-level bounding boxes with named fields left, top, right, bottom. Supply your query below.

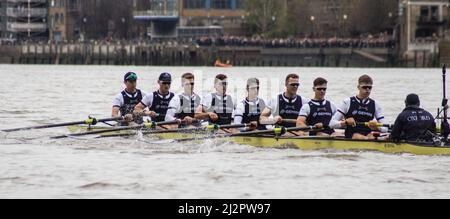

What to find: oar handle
left=259, top=119, right=297, bottom=125
left=206, top=123, right=248, bottom=131
left=356, top=122, right=392, bottom=128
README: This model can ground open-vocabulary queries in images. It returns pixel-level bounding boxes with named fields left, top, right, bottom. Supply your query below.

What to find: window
left=236, top=0, right=245, bottom=9
left=431, top=6, right=439, bottom=21
left=212, top=0, right=231, bottom=9
left=420, top=6, right=429, bottom=17
left=184, top=0, right=206, bottom=9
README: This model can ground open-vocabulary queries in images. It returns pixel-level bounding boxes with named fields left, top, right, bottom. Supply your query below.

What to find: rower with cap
left=390, top=94, right=436, bottom=142
left=329, top=74, right=388, bottom=140
left=260, top=74, right=309, bottom=128
left=296, top=77, right=337, bottom=136
left=112, top=72, right=146, bottom=126
left=195, top=74, right=236, bottom=125
left=165, top=72, right=201, bottom=127
left=234, top=78, right=267, bottom=131
left=134, top=72, right=175, bottom=122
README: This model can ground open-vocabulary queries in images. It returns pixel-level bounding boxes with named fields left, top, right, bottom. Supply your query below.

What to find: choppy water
left=1, top=65, right=450, bottom=199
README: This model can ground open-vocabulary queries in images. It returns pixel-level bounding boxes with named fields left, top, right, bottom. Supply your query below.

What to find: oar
left=1, top=116, right=124, bottom=133
left=259, top=119, right=297, bottom=125
left=175, top=126, right=322, bottom=143
left=356, top=122, right=393, bottom=129
left=51, top=120, right=181, bottom=139
left=95, top=123, right=253, bottom=139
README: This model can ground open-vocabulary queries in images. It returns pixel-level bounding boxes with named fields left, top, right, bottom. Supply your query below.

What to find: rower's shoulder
left=300, top=95, right=310, bottom=103
left=342, top=97, right=353, bottom=104
left=137, top=89, right=147, bottom=97
left=326, top=99, right=337, bottom=108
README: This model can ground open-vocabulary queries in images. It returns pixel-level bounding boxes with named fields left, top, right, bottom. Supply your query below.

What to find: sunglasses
left=360, top=86, right=373, bottom=90
left=288, top=83, right=300, bottom=87
left=162, top=82, right=172, bottom=85
left=184, top=82, right=195, bottom=86
left=315, top=87, right=327, bottom=91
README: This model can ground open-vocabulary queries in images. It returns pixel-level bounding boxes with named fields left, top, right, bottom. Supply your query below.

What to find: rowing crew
left=111, top=72, right=437, bottom=142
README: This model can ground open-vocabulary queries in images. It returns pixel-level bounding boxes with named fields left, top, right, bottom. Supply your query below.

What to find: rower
left=165, top=73, right=201, bottom=127
left=297, top=77, right=337, bottom=136
left=112, top=72, right=146, bottom=126
left=234, top=78, right=267, bottom=131
left=329, top=75, right=388, bottom=140
left=195, top=74, right=235, bottom=125
left=260, top=74, right=309, bottom=128
left=134, top=72, right=175, bottom=122
left=390, top=94, right=436, bottom=142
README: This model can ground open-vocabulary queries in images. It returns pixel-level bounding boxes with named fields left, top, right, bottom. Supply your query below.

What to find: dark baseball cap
left=124, top=72, right=138, bottom=82
left=159, top=72, right=172, bottom=82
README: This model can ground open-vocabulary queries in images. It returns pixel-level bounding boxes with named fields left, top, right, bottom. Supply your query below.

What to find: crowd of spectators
left=195, top=33, right=396, bottom=49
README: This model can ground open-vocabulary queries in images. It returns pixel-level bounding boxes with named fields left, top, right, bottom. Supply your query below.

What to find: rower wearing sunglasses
left=112, top=72, right=147, bottom=126
left=234, top=78, right=267, bottom=131
left=296, top=77, right=337, bottom=136
left=165, top=73, right=201, bottom=127
left=260, top=74, right=309, bottom=128
left=134, top=72, right=175, bottom=122
left=196, top=74, right=235, bottom=125
left=329, top=74, right=388, bottom=140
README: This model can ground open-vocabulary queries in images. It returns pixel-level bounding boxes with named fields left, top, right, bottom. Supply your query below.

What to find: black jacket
left=391, top=106, right=436, bottom=142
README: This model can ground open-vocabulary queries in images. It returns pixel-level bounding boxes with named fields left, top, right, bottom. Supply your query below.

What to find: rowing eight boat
left=67, top=125, right=450, bottom=156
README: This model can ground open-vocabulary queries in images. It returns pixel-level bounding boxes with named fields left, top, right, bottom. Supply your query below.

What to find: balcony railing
left=134, top=10, right=179, bottom=18
left=7, top=0, right=47, bottom=3
left=6, top=22, right=47, bottom=32
left=417, top=16, right=446, bottom=25
left=6, top=8, right=47, bottom=17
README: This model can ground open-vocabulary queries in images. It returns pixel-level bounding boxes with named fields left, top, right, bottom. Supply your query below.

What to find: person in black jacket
left=391, top=94, right=436, bottom=142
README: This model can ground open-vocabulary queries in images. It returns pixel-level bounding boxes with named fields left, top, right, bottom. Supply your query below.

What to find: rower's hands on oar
left=208, top=112, right=219, bottom=122
left=314, top=123, right=324, bottom=129
left=274, top=116, right=283, bottom=124
left=124, top=114, right=134, bottom=122
left=246, top=121, right=258, bottom=131
left=142, top=111, right=158, bottom=118
left=183, top=116, right=195, bottom=126
left=368, top=121, right=380, bottom=131
left=344, top=118, right=356, bottom=127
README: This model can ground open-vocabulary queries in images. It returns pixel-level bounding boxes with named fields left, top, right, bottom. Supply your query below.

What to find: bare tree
left=349, top=0, right=397, bottom=35
left=244, top=0, right=284, bottom=36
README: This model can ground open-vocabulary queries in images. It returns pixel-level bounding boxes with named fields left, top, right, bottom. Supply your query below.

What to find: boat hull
left=233, top=136, right=450, bottom=156
left=67, top=125, right=450, bottom=155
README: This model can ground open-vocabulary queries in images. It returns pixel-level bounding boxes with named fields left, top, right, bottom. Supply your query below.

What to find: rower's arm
left=133, top=102, right=147, bottom=114
left=329, top=99, right=350, bottom=129
left=112, top=94, right=123, bottom=117
left=329, top=111, right=346, bottom=129
left=195, top=105, right=210, bottom=120
left=259, top=107, right=274, bottom=124
left=297, top=104, right=310, bottom=127
left=165, top=97, right=179, bottom=122
left=296, top=116, right=308, bottom=127
left=112, top=107, right=120, bottom=118
left=375, top=102, right=388, bottom=133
